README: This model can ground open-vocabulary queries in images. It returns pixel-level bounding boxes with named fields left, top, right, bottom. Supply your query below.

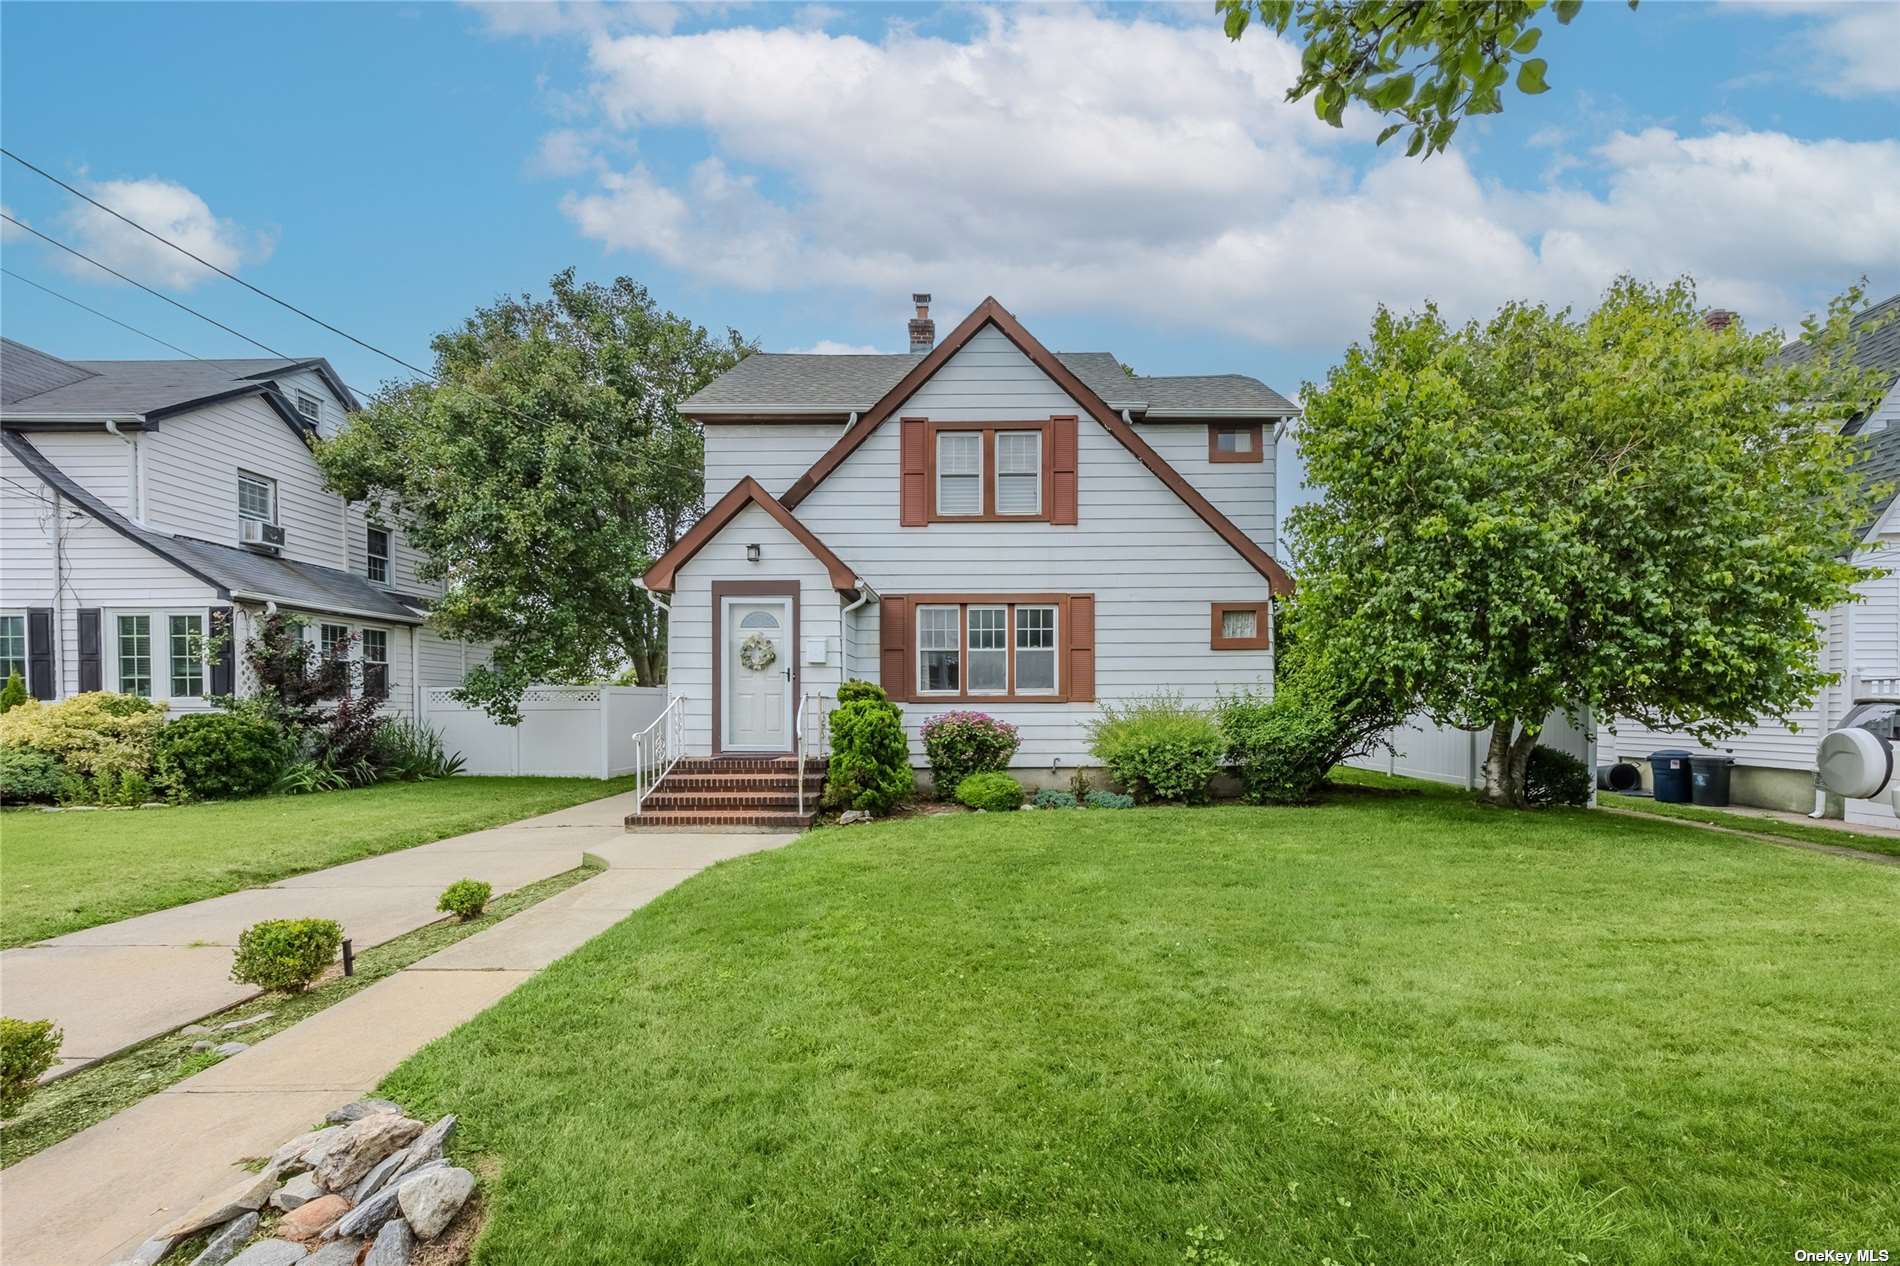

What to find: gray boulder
left=269, top=1172, right=324, bottom=1212
left=158, top=1170, right=278, bottom=1238
left=191, top=1041, right=215, bottom=1052
left=219, top=1012, right=273, bottom=1032
left=314, top=1113, right=425, bottom=1191
left=269, top=1126, right=340, bottom=1174
left=187, top=1212, right=259, bottom=1266
left=349, top=1148, right=408, bottom=1204
left=324, top=1098, right=402, bottom=1126
left=362, top=1219, right=415, bottom=1266
left=211, top=1042, right=249, bottom=1057
left=387, top=1115, right=454, bottom=1184
left=301, top=1242, right=362, bottom=1266
left=328, top=1185, right=403, bottom=1240
left=127, top=1236, right=175, bottom=1266
left=227, top=1243, right=307, bottom=1266
left=397, top=1166, right=475, bottom=1240
left=180, top=1024, right=212, bottom=1036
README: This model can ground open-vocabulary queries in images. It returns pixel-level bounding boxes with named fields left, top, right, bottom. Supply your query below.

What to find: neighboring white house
left=640, top=294, right=1296, bottom=794
left=1603, top=296, right=1900, bottom=827
left=0, top=339, right=488, bottom=717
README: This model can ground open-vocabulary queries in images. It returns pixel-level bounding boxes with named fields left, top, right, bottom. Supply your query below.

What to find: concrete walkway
left=0, top=811, right=795, bottom=1266
left=0, top=793, right=640, bottom=1078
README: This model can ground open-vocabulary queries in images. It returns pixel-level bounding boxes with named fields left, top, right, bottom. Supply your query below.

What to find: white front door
left=724, top=597, right=792, bottom=751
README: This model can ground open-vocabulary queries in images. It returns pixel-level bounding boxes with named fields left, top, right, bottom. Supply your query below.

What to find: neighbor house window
left=118, top=615, right=153, bottom=696
left=917, top=601, right=1061, bottom=698
left=1210, top=601, right=1270, bottom=650
left=0, top=614, right=25, bottom=684
left=169, top=614, right=204, bottom=697
left=1208, top=422, right=1263, bottom=464
left=366, top=527, right=390, bottom=584
left=295, top=390, right=322, bottom=424
left=318, top=623, right=352, bottom=699
left=928, top=423, right=1050, bottom=520
left=360, top=629, right=389, bottom=699
left=238, top=471, right=276, bottom=524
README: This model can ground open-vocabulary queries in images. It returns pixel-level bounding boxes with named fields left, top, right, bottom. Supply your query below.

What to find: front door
left=723, top=597, right=792, bottom=752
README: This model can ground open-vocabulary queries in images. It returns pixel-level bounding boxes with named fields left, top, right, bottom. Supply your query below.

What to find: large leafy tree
left=319, top=270, right=751, bottom=720
left=1291, top=277, right=1888, bottom=807
left=1218, top=0, right=1636, bottom=157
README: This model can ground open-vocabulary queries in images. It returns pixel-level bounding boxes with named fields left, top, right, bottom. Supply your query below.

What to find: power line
left=2, top=266, right=205, bottom=359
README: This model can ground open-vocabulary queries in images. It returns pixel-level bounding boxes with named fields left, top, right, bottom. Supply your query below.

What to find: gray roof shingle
left=1854, top=423, right=1900, bottom=543
left=0, top=341, right=357, bottom=420
left=1133, top=373, right=1298, bottom=415
left=1773, top=293, right=1900, bottom=386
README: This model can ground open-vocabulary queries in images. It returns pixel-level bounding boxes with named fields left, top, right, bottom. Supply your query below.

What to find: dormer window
left=238, top=471, right=277, bottom=525
left=367, top=527, right=390, bottom=584
left=295, top=390, right=322, bottom=425
left=1208, top=422, right=1262, bottom=463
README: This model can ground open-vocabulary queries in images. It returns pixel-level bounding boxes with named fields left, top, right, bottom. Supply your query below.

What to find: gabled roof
left=2, top=430, right=421, bottom=624
left=778, top=297, right=1295, bottom=595
left=643, top=476, right=860, bottom=595
left=1854, top=423, right=1900, bottom=543
left=1773, top=293, right=1900, bottom=387
left=0, top=340, right=357, bottom=432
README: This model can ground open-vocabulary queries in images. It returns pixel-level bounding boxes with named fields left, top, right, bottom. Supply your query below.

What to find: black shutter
left=76, top=608, right=102, bottom=692
left=26, top=608, right=54, bottom=699
left=208, top=606, right=236, bottom=697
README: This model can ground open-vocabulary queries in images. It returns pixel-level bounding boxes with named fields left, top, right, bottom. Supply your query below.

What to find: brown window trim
left=924, top=421, right=1054, bottom=523
left=1210, top=601, right=1270, bottom=650
left=910, top=593, right=1075, bottom=702
left=1207, top=421, right=1264, bottom=464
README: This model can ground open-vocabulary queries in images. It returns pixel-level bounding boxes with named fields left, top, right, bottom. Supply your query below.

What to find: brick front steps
left=626, top=757, right=825, bottom=832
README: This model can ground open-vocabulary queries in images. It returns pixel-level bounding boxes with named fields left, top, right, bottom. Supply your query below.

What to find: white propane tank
left=1816, top=726, right=1895, bottom=801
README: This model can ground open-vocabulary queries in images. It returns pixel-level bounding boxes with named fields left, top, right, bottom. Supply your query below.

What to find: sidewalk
left=0, top=793, right=638, bottom=1078
left=0, top=813, right=795, bottom=1266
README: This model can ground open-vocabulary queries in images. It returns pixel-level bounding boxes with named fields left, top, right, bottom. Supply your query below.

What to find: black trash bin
left=1649, top=750, right=1694, bottom=803
left=1689, top=754, right=1735, bottom=807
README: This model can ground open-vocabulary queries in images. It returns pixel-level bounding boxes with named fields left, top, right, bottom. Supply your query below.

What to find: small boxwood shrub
left=824, top=681, right=915, bottom=815
left=154, top=712, right=287, bottom=802
left=230, top=918, right=343, bottom=993
left=0, top=745, right=66, bottom=805
left=956, top=771, right=1025, bottom=812
left=1085, top=789, right=1135, bottom=809
left=1525, top=745, right=1591, bottom=807
left=921, top=711, right=1019, bottom=797
left=438, top=878, right=492, bottom=921
left=0, top=672, right=27, bottom=715
left=1, top=1017, right=63, bottom=1117
left=1086, top=691, right=1224, bottom=804
left=1031, top=787, right=1077, bottom=809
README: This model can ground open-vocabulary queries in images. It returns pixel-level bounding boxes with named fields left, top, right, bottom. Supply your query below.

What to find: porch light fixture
left=745, top=543, right=761, bottom=562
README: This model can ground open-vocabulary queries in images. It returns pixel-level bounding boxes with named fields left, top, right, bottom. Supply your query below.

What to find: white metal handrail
left=796, top=691, right=830, bottom=818
left=632, top=693, right=689, bottom=815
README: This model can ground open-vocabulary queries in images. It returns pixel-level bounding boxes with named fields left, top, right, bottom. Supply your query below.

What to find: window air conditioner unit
left=241, top=520, right=286, bottom=550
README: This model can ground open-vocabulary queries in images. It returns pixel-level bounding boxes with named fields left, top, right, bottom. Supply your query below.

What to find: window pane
left=995, top=431, right=1041, bottom=515
left=238, top=473, right=274, bottom=522
left=367, top=528, right=389, bottom=583
left=169, top=615, right=204, bottom=697
left=918, top=605, right=960, bottom=692
left=0, top=614, right=25, bottom=683
left=296, top=391, right=321, bottom=422
left=361, top=629, right=388, bottom=662
left=937, top=432, right=982, bottom=515
left=968, top=606, right=1007, bottom=693
left=361, top=629, right=389, bottom=699
left=118, top=615, right=152, bottom=696
left=1215, top=426, right=1254, bottom=454
left=320, top=623, right=350, bottom=658
left=1015, top=606, right=1056, bottom=692
left=1221, top=608, right=1259, bottom=639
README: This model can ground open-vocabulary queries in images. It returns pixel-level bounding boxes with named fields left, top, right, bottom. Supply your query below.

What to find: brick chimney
left=908, top=293, right=934, bottom=354
left=1703, top=308, right=1738, bottom=332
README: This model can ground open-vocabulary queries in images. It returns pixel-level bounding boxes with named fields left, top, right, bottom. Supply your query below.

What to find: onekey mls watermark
left=1794, top=1251, right=1890, bottom=1263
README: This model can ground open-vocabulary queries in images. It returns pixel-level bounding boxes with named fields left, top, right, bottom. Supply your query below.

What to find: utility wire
left=2, top=266, right=205, bottom=359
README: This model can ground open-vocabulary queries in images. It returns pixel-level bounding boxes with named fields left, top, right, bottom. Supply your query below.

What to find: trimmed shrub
left=154, top=712, right=287, bottom=802
left=1525, top=745, right=1591, bottom=807
left=956, top=771, right=1025, bottom=812
left=1031, top=787, right=1077, bottom=809
left=230, top=918, right=344, bottom=993
left=921, top=711, right=1019, bottom=797
left=0, top=745, right=66, bottom=805
left=0, top=672, right=27, bottom=715
left=0, top=692, right=165, bottom=797
left=0, top=1017, right=63, bottom=1118
left=438, top=878, right=492, bottom=921
left=824, top=684, right=914, bottom=815
left=373, top=719, right=466, bottom=782
left=1217, top=647, right=1405, bottom=805
left=1086, top=691, right=1224, bottom=804
left=1085, top=789, right=1135, bottom=809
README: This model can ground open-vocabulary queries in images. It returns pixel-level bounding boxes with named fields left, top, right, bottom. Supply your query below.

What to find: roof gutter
left=1142, top=408, right=1296, bottom=420
left=1, top=412, right=152, bottom=429
left=227, top=591, right=425, bottom=625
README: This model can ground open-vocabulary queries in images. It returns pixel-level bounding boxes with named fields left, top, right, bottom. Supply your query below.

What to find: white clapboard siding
left=343, top=502, right=446, bottom=599
left=703, top=422, right=841, bottom=501
left=19, top=432, right=134, bottom=516
left=1862, top=379, right=1900, bottom=434
left=1137, top=422, right=1275, bottom=558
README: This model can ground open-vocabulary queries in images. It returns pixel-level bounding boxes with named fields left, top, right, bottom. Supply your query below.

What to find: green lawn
left=383, top=784, right=1899, bottom=1265
left=0, top=776, right=632, bottom=947
left=1600, top=790, right=1900, bottom=859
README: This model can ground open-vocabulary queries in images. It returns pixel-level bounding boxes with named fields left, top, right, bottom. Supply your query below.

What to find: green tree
left=320, top=271, right=752, bottom=720
left=1218, top=0, right=1636, bottom=157
left=1291, top=277, right=1888, bottom=807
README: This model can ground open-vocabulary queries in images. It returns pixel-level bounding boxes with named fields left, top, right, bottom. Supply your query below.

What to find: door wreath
left=738, top=632, right=779, bottom=672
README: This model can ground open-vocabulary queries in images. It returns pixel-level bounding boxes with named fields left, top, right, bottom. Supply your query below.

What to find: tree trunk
left=1479, top=719, right=1542, bottom=808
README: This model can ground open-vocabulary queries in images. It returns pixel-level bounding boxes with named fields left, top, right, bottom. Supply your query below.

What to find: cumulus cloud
left=57, top=177, right=273, bottom=290
left=1800, top=2, right=1900, bottom=97
left=538, top=6, right=1898, bottom=348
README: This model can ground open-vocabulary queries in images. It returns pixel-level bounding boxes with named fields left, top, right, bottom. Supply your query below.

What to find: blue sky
left=2, top=1, right=1896, bottom=405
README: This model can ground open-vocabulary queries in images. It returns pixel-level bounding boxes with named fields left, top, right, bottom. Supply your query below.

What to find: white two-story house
left=633, top=294, right=1295, bottom=824
left=0, top=339, right=486, bottom=716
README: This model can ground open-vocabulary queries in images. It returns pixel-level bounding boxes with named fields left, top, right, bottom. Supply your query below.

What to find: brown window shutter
left=1066, top=594, right=1095, bottom=701
left=1050, top=415, right=1078, bottom=525
left=900, top=418, right=928, bottom=526
left=879, top=595, right=910, bottom=702
left=76, top=608, right=102, bottom=693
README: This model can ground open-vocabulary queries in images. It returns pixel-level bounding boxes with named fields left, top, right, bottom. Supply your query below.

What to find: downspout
left=410, top=623, right=422, bottom=721
left=843, top=410, right=858, bottom=435
left=634, top=578, right=671, bottom=688
left=841, top=578, right=875, bottom=680
left=104, top=419, right=141, bottom=523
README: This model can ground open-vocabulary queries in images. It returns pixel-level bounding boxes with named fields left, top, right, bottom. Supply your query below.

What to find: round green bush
left=438, top=878, right=493, bottom=921
left=1524, top=746, right=1591, bottom=807
left=921, top=711, right=1020, bottom=797
left=1, top=1016, right=63, bottom=1118
left=0, top=745, right=66, bottom=805
left=956, top=771, right=1025, bottom=812
left=824, top=693, right=915, bottom=815
left=1085, top=789, right=1135, bottom=809
left=835, top=679, right=891, bottom=706
left=1031, top=787, right=1077, bottom=809
left=230, top=918, right=343, bottom=993
left=154, top=712, right=287, bottom=802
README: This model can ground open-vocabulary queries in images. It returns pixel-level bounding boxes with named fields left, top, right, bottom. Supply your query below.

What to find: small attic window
left=295, top=390, right=322, bottom=424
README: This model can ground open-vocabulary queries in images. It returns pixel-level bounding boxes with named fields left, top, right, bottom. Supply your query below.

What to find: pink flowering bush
left=920, top=710, right=1019, bottom=797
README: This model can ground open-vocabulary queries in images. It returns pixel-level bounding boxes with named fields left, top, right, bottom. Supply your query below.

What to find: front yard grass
left=384, top=784, right=1899, bottom=1264
left=0, top=775, right=633, bottom=947
left=1600, top=789, right=1900, bottom=859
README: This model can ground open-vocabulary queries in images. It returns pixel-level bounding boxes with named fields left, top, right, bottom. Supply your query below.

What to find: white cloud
left=1802, top=3, right=1900, bottom=96
left=528, top=128, right=607, bottom=178
left=533, top=6, right=1899, bottom=350
left=58, top=177, right=273, bottom=290
left=790, top=339, right=886, bottom=355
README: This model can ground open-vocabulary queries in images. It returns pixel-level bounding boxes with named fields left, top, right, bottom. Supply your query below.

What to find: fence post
left=598, top=688, right=612, bottom=781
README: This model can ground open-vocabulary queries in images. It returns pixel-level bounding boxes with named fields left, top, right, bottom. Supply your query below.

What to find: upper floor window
left=1210, top=601, right=1270, bottom=650
left=0, top=614, right=27, bottom=684
left=929, top=423, right=1049, bottom=521
left=367, top=527, right=391, bottom=584
left=1208, top=422, right=1263, bottom=464
left=238, top=471, right=277, bottom=524
left=295, top=390, right=322, bottom=425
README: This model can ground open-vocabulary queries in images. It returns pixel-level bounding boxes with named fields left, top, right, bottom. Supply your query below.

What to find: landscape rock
left=324, top=1098, right=402, bottom=1125
left=270, top=1126, right=341, bottom=1173
left=227, top=1242, right=307, bottom=1266
left=315, top=1113, right=426, bottom=1191
left=363, top=1218, right=415, bottom=1266
left=187, top=1211, right=260, bottom=1266
left=329, top=1185, right=403, bottom=1240
left=838, top=809, right=870, bottom=824
left=349, top=1148, right=408, bottom=1204
left=191, top=1041, right=215, bottom=1052
left=388, top=1115, right=454, bottom=1183
left=159, top=1169, right=279, bottom=1238
left=219, top=1012, right=273, bottom=1032
left=397, top=1165, right=476, bottom=1240
left=270, top=1172, right=325, bottom=1212
left=302, top=1242, right=363, bottom=1266
left=276, top=1194, right=350, bottom=1242
left=127, top=1235, right=175, bottom=1266
left=181, top=1024, right=212, bottom=1036
left=211, top=1041, right=249, bottom=1057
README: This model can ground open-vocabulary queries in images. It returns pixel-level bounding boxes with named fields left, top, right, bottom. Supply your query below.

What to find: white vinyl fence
left=421, top=685, right=669, bottom=779
left=1344, top=708, right=1596, bottom=792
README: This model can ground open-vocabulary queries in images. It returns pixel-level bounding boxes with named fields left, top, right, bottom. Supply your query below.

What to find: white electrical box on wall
left=804, top=636, right=833, bottom=666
